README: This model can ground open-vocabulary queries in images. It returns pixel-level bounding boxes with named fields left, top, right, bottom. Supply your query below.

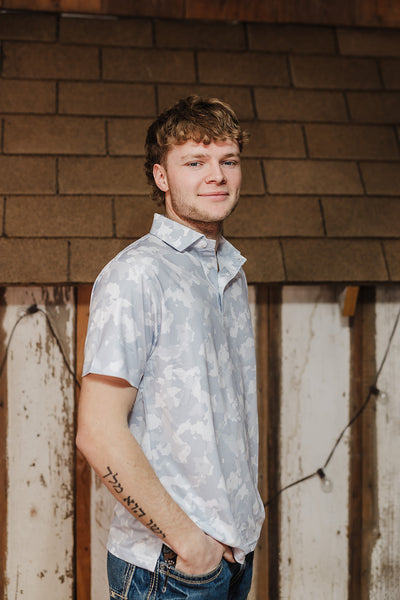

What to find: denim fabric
left=107, top=550, right=254, bottom=600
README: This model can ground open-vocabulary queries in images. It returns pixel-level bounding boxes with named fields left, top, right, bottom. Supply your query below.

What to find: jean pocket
left=160, top=558, right=231, bottom=599
left=107, top=551, right=136, bottom=599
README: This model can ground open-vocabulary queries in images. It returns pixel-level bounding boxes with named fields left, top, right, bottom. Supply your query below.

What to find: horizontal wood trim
left=1, top=0, right=399, bottom=27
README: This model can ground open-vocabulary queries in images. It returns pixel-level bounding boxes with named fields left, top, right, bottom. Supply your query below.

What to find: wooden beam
left=75, top=284, right=92, bottom=600
left=0, top=289, right=8, bottom=600
left=254, top=285, right=281, bottom=599
left=348, top=287, right=378, bottom=600
left=341, top=286, right=360, bottom=318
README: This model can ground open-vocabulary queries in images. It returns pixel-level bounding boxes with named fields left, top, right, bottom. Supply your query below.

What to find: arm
left=76, top=373, right=234, bottom=574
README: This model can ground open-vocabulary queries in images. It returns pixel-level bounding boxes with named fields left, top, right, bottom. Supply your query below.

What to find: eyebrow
left=180, top=152, right=240, bottom=161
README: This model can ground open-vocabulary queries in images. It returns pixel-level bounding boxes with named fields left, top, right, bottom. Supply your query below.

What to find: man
left=76, top=95, right=265, bottom=600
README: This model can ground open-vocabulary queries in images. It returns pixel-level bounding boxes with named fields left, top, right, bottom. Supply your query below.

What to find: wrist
left=165, top=525, right=207, bottom=561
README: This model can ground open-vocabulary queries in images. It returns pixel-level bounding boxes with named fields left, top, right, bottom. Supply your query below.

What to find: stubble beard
left=168, top=191, right=240, bottom=237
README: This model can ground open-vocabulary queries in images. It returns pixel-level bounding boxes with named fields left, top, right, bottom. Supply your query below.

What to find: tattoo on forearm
left=102, top=466, right=166, bottom=538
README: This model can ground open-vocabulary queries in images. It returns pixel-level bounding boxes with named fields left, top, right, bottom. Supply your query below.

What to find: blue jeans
left=107, top=547, right=254, bottom=600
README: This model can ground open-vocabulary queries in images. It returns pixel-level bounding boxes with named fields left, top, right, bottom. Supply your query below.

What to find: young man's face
left=153, top=138, right=242, bottom=239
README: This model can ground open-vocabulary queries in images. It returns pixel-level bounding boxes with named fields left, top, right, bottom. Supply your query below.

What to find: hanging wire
left=1, top=302, right=400, bottom=507
left=0, top=303, right=81, bottom=388
left=264, top=305, right=400, bottom=507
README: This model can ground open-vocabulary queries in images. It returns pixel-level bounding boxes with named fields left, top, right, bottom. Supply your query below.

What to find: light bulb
left=320, top=476, right=333, bottom=493
left=378, top=390, right=389, bottom=405
left=317, top=468, right=333, bottom=493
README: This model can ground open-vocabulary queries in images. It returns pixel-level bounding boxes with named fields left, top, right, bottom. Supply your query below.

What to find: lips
left=198, top=192, right=229, bottom=199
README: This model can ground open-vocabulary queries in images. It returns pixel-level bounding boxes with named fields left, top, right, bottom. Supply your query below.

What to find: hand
left=175, top=534, right=235, bottom=576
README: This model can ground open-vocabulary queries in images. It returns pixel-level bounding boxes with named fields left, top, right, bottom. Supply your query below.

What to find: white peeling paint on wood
left=91, top=471, right=115, bottom=600
left=370, top=287, right=400, bottom=598
left=280, top=286, right=350, bottom=600
left=4, top=287, right=75, bottom=600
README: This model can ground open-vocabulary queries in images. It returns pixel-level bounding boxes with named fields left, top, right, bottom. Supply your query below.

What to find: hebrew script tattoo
left=102, top=466, right=166, bottom=538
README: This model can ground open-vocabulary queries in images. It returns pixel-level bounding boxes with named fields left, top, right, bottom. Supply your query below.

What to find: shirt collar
left=150, top=213, right=205, bottom=251
left=150, top=213, right=246, bottom=269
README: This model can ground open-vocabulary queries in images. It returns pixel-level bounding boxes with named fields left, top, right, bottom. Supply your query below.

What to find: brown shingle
left=0, top=13, right=56, bottom=41
left=241, top=160, right=266, bottom=195
left=115, top=197, right=158, bottom=237
left=283, top=239, right=388, bottom=282
left=0, top=239, right=68, bottom=284
left=108, top=119, right=153, bottom=156
left=158, top=85, right=255, bottom=119
left=360, top=162, right=400, bottom=195
left=0, top=80, right=55, bottom=114
left=290, top=55, right=381, bottom=89
left=102, top=48, right=196, bottom=82
left=155, top=20, right=246, bottom=50
left=59, top=16, right=153, bottom=46
left=347, top=92, right=400, bottom=123
left=5, top=196, right=113, bottom=237
left=264, top=160, right=363, bottom=195
left=384, top=241, right=400, bottom=281
left=337, top=28, right=400, bottom=58
left=0, top=157, right=55, bottom=194
left=380, top=59, right=400, bottom=90
left=248, top=23, right=336, bottom=53
left=254, top=88, right=348, bottom=122
left=233, top=239, right=285, bottom=283
left=225, top=196, right=324, bottom=237
left=4, top=116, right=106, bottom=155
left=59, top=157, right=148, bottom=195
left=70, top=239, right=134, bottom=282
left=59, top=82, right=156, bottom=117
left=3, top=42, right=100, bottom=79
left=322, top=197, right=400, bottom=237
left=243, top=123, right=306, bottom=158
left=306, top=124, right=399, bottom=160
left=198, top=52, right=289, bottom=86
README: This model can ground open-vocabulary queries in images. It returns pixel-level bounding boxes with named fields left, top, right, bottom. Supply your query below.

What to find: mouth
left=198, top=192, right=229, bottom=200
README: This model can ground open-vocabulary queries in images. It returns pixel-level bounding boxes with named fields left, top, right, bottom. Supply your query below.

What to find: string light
left=264, top=306, right=400, bottom=507
left=0, top=303, right=81, bottom=388
left=378, top=390, right=389, bottom=405
left=1, top=302, right=399, bottom=509
left=317, top=469, right=333, bottom=494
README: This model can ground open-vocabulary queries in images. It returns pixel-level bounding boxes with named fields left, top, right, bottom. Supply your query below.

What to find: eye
left=186, top=161, right=202, bottom=167
left=222, top=160, right=239, bottom=167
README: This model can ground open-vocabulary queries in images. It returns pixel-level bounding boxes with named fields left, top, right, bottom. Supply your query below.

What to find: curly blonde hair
left=144, top=95, right=248, bottom=203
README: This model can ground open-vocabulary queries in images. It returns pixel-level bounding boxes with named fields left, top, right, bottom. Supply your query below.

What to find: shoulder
left=96, top=235, right=163, bottom=286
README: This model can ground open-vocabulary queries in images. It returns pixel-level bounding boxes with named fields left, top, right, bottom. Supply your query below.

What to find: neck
left=164, top=208, right=223, bottom=243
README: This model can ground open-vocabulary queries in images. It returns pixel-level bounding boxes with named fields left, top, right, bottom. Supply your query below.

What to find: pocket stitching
left=160, top=560, right=224, bottom=586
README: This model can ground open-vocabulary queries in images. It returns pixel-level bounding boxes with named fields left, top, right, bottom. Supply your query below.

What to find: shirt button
left=199, top=239, right=208, bottom=249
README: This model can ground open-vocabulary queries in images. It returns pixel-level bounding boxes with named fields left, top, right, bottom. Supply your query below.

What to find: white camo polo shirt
left=83, top=214, right=265, bottom=572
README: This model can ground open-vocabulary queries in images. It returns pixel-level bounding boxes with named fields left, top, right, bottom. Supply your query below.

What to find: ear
left=153, top=164, right=169, bottom=193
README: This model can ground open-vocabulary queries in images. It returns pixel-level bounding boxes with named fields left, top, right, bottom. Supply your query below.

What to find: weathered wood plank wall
left=1, top=287, right=75, bottom=599
left=1, top=284, right=400, bottom=599
left=279, top=287, right=351, bottom=599
left=370, top=287, right=400, bottom=597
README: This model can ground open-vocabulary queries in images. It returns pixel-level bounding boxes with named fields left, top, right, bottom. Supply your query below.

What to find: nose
left=205, top=161, right=226, bottom=184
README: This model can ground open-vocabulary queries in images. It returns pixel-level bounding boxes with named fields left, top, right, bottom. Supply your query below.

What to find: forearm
left=76, top=374, right=205, bottom=558
left=79, top=423, right=202, bottom=553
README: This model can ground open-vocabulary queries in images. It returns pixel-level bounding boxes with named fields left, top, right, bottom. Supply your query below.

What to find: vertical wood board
left=279, top=286, right=350, bottom=600
left=76, top=285, right=92, bottom=600
left=370, top=287, right=400, bottom=597
left=3, top=287, right=75, bottom=599
left=90, top=470, right=115, bottom=600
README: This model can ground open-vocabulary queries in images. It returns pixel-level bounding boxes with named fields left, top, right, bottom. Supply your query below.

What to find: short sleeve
left=82, top=255, right=161, bottom=388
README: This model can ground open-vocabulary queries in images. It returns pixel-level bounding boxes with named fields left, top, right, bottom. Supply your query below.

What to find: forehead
left=166, top=138, right=240, bottom=161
